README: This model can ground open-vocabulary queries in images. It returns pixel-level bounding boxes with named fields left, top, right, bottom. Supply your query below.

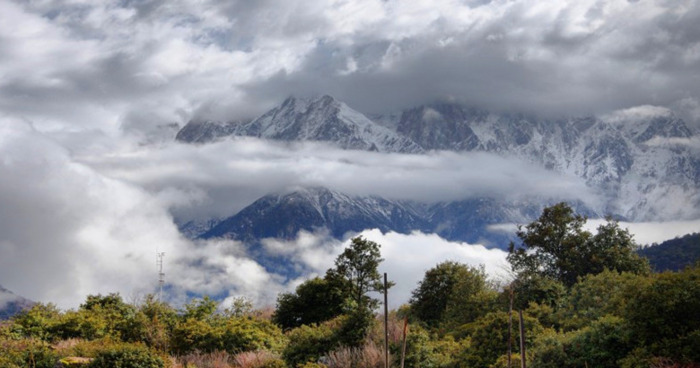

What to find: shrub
left=530, top=315, right=633, bottom=368
left=282, top=322, right=336, bottom=367
left=88, top=343, right=164, bottom=368
left=0, top=336, right=58, bottom=368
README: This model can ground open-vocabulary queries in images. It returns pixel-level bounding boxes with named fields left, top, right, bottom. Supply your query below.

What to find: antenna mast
left=157, top=252, right=165, bottom=302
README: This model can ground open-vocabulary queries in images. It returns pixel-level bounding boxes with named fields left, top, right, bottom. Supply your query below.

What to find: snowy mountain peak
left=177, top=95, right=423, bottom=153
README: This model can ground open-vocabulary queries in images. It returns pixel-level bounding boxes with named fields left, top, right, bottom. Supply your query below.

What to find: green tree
left=273, top=277, right=346, bottom=330
left=452, top=311, right=544, bottom=368
left=409, top=261, right=473, bottom=327
left=508, top=203, right=649, bottom=287
left=326, top=236, right=388, bottom=310
left=624, top=264, right=700, bottom=363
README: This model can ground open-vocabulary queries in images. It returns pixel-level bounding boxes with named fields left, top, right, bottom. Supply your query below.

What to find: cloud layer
left=2, top=0, right=700, bottom=135
left=1, top=0, right=700, bottom=309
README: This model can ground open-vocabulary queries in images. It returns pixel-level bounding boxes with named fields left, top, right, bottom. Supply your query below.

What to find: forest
left=1, top=203, right=698, bottom=368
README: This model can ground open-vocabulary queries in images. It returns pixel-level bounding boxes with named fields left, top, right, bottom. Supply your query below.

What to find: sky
left=1, top=0, right=700, bottom=310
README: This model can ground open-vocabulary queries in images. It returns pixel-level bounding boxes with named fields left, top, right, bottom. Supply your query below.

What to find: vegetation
left=639, top=232, right=700, bottom=271
left=2, top=206, right=699, bottom=367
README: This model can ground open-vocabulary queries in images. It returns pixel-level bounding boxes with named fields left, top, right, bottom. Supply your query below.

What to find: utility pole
left=157, top=252, right=165, bottom=302
left=519, top=310, right=527, bottom=368
left=384, top=273, right=389, bottom=368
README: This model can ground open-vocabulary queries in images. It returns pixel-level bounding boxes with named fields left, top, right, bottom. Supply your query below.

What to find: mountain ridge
left=175, top=95, right=700, bottom=247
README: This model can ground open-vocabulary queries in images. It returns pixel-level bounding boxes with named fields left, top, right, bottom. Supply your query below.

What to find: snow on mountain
left=174, top=95, right=700, bottom=247
left=391, top=102, right=700, bottom=221
left=177, top=96, right=423, bottom=153
left=199, top=187, right=428, bottom=243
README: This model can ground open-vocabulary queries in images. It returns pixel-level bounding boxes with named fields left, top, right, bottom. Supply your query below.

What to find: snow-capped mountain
left=182, top=187, right=599, bottom=248
left=199, top=187, right=428, bottom=242
left=177, top=95, right=422, bottom=153
left=391, top=103, right=699, bottom=220
left=175, top=95, right=700, bottom=247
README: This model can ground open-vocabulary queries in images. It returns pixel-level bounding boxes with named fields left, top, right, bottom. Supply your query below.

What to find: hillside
left=639, top=232, right=700, bottom=272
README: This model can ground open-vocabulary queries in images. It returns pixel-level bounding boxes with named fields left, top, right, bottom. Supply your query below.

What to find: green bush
left=87, top=343, right=164, bottom=368
left=283, top=322, right=336, bottom=367
left=0, top=336, right=58, bottom=368
left=530, top=315, right=633, bottom=368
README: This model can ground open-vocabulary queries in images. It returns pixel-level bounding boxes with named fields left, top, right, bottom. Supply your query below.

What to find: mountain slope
left=177, top=96, right=423, bottom=153
left=639, top=233, right=700, bottom=272
left=0, top=286, right=33, bottom=320
left=200, top=187, right=429, bottom=242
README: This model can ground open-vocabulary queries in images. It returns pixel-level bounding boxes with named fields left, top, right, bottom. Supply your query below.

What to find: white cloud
left=585, top=218, right=700, bottom=246
left=359, top=229, right=509, bottom=309
left=77, top=138, right=598, bottom=221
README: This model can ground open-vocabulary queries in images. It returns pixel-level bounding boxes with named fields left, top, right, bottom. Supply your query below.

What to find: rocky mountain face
left=176, top=95, right=700, bottom=248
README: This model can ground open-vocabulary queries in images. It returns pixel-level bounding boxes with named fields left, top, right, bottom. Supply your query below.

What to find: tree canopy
left=507, top=202, right=649, bottom=287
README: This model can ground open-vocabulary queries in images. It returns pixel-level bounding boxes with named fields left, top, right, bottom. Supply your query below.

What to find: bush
left=0, top=336, right=58, bottom=368
left=88, top=343, right=164, bottom=368
left=282, top=322, right=336, bottom=367
left=530, top=315, right=633, bottom=368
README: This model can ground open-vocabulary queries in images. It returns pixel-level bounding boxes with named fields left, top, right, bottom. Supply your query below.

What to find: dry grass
left=650, top=357, right=700, bottom=368
left=174, top=350, right=232, bottom=368
left=233, top=350, right=283, bottom=367
left=325, top=340, right=388, bottom=368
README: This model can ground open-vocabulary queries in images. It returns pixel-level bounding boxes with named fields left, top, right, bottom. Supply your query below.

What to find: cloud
left=361, top=229, right=510, bottom=309
left=77, top=138, right=599, bottom=221
left=2, top=0, right=700, bottom=137
left=585, top=218, right=700, bottom=246
left=0, top=0, right=699, bottom=312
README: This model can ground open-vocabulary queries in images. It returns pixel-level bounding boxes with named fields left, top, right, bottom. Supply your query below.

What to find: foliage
left=87, top=343, right=164, bottom=368
left=410, top=261, right=496, bottom=328
left=530, top=315, right=633, bottom=368
left=11, top=303, right=61, bottom=341
left=625, top=264, right=700, bottom=363
left=442, top=265, right=499, bottom=329
left=508, top=273, right=565, bottom=311
left=0, top=335, right=58, bottom=368
left=170, top=314, right=285, bottom=355
left=334, top=308, right=375, bottom=348
left=282, top=322, right=337, bottom=367
left=389, top=324, right=460, bottom=368
left=273, top=277, right=346, bottom=331
left=639, top=232, right=700, bottom=272
left=452, top=311, right=545, bottom=368
left=508, top=203, right=649, bottom=286
left=557, top=269, right=650, bottom=330
left=325, top=236, right=388, bottom=311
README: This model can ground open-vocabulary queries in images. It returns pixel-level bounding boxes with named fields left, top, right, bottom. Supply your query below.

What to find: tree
left=508, top=203, right=649, bottom=287
left=272, top=277, right=346, bottom=330
left=410, top=261, right=497, bottom=328
left=326, top=236, right=388, bottom=310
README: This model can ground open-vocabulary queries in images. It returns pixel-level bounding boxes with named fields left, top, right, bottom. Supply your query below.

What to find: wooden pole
left=384, top=273, right=389, bottom=368
left=519, top=310, right=526, bottom=368
left=508, top=286, right=514, bottom=368
left=400, top=317, right=408, bottom=368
